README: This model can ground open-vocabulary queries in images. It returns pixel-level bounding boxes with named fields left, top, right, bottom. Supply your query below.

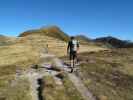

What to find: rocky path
left=40, top=53, right=96, bottom=100
left=16, top=66, right=61, bottom=100
left=15, top=53, right=96, bottom=100
left=68, top=73, right=96, bottom=100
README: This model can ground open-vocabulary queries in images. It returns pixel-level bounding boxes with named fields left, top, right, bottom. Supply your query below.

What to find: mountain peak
left=40, top=25, right=61, bottom=30
left=19, top=25, right=69, bottom=41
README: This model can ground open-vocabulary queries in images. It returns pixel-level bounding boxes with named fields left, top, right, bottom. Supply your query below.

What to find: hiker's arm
left=67, top=42, right=70, bottom=53
left=77, top=42, right=79, bottom=52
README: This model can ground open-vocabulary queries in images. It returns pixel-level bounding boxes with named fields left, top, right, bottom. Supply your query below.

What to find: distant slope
left=75, top=35, right=91, bottom=45
left=0, top=35, right=6, bottom=41
left=19, top=26, right=69, bottom=41
left=0, top=35, right=17, bottom=46
left=19, top=26, right=107, bottom=56
left=93, top=36, right=133, bottom=48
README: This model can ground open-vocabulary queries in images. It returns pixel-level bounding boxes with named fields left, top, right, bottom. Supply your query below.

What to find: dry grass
left=61, top=48, right=133, bottom=100
left=0, top=77, right=31, bottom=100
left=0, top=34, right=107, bottom=100
left=0, top=45, right=39, bottom=67
left=43, top=75, right=84, bottom=100
left=73, top=49, right=133, bottom=100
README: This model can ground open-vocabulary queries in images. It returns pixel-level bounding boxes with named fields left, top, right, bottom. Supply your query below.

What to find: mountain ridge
left=19, top=26, right=69, bottom=41
left=93, top=36, right=133, bottom=48
left=1, top=26, right=133, bottom=49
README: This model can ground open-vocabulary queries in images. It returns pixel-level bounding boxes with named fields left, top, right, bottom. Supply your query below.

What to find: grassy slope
left=73, top=49, right=133, bottom=100
left=19, top=26, right=70, bottom=41
left=0, top=76, right=31, bottom=100
left=1, top=29, right=133, bottom=100
left=0, top=30, right=107, bottom=100
left=0, top=32, right=106, bottom=74
left=0, top=36, right=18, bottom=46
left=0, top=37, right=40, bottom=100
left=43, top=75, right=84, bottom=100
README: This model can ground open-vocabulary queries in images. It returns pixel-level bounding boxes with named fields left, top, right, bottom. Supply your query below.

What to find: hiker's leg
left=70, top=52, right=73, bottom=67
left=70, top=60, right=73, bottom=67
left=73, top=57, right=75, bottom=67
left=74, top=58, right=77, bottom=66
left=69, top=52, right=71, bottom=66
left=70, top=57, right=74, bottom=73
left=73, top=51, right=77, bottom=66
left=73, top=51, right=77, bottom=67
left=70, top=53, right=75, bottom=73
left=76, top=51, right=79, bottom=63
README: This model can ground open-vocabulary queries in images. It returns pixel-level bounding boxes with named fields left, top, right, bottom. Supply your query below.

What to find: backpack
left=72, top=40, right=78, bottom=51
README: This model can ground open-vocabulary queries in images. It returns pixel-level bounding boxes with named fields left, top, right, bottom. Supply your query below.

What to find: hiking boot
left=70, top=67, right=74, bottom=73
left=75, top=62, right=80, bottom=66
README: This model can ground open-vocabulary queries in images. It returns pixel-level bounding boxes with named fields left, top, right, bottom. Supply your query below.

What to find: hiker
left=67, top=36, right=79, bottom=73
left=46, top=44, right=48, bottom=53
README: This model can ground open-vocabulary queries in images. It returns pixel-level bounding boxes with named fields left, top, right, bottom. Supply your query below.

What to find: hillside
left=2, top=26, right=133, bottom=100
left=75, top=35, right=91, bottom=44
left=19, top=26, right=69, bottom=41
left=94, top=36, right=133, bottom=48
left=0, top=26, right=107, bottom=100
left=0, top=27, right=133, bottom=100
left=62, top=48, right=133, bottom=100
left=0, top=35, right=17, bottom=46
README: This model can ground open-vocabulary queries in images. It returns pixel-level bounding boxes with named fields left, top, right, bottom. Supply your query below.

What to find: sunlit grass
left=43, top=75, right=84, bottom=100
left=74, top=49, right=133, bottom=100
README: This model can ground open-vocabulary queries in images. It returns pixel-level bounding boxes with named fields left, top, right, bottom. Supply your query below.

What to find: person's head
left=70, top=36, right=75, bottom=40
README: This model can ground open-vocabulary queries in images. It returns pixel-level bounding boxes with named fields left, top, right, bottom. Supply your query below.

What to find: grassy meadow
left=62, top=48, right=133, bottom=100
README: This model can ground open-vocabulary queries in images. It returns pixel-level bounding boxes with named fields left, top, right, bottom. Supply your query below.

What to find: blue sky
left=0, top=0, right=133, bottom=41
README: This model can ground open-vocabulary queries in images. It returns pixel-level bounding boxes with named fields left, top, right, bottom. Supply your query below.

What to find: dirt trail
left=68, top=73, right=96, bottom=100
left=14, top=53, right=96, bottom=100
left=40, top=53, right=96, bottom=100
